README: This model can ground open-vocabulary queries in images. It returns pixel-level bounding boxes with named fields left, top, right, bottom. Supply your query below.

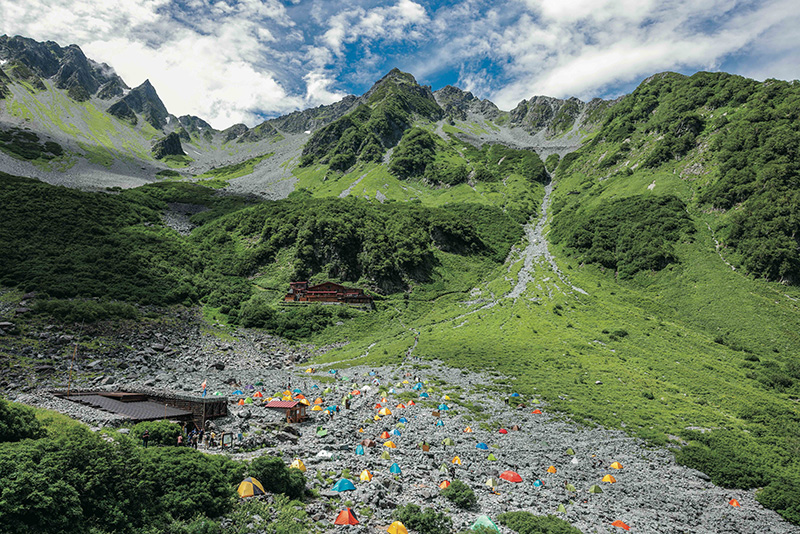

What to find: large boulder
left=152, top=132, right=185, bottom=159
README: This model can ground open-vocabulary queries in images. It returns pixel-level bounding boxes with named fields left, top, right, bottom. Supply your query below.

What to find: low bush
left=441, top=479, right=477, bottom=509
left=392, top=504, right=452, bottom=534
left=498, top=511, right=582, bottom=534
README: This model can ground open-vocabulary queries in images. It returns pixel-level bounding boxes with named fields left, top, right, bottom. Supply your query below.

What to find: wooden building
left=284, top=281, right=373, bottom=305
left=264, top=400, right=308, bottom=423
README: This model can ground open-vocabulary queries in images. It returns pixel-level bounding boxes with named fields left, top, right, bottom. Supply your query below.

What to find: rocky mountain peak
left=107, top=79, right=170, bottom=129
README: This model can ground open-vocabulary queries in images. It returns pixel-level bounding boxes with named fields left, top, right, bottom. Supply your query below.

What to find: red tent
left=500, top=470, right=523, bottom=483
left=380, top=431, right=391, bottom=439
left=532, top=409, right=542, bottom=414
left=729, top=499, right=741, bottom=507
left=334, top=508, right=359, bottom=525
left=611, top=520, right=630, bottom=531
left=498, top=428, right=508, bottom=434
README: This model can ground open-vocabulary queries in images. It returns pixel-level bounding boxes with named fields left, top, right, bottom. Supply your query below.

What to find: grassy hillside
left=3, top=70, right=800, bottom=523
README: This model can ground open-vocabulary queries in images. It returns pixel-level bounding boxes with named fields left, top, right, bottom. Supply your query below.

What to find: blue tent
left=325, top=406, right=336, bottom=412
left=329, top=370, right=337, bottom=374
left=419, top=392, right=429, bottom=398
left=476, top=442, right=489, bottom=450
left=293, top=388, right=302, bottom=393
left=436, top=420, right=445, bottom=427
left=311, top=384, right=319, bottom=389
left=438, top=403, right=450, bottom=411
left=398, top=417, right=409, bottom=423
left=356, top=445, right=365, bottom=456
left=391, top=429, right=401, bottom=436
left=389, top=388, right=396, bottom=394
left=413, top=382, right=423, bottom=390
left=331, top=479, right=356, bottom=492
left=232, top=390, right=244, bottom=395
left=369, top=371, right=376, bottom=376
left=533, top=479, right=543, bottom=488
left=511, top=392, right=520, bottom=397
left=390, top=463, right=402, bottom=474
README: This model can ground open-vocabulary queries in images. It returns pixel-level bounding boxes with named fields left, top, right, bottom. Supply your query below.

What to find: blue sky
left=3, top=0, right=799, bottom=128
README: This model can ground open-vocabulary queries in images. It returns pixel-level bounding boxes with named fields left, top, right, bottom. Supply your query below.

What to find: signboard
left=222, top=433, right=233, bottom=448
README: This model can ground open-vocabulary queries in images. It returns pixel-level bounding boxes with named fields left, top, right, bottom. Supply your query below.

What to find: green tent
left=439, top=463, right=449, bottom=473
left=316, top=427, right=328, bottom=437
left=244, top=397, right=253, bottom=404
left=381, top=450, right=391, bottom=460
left=470, top=516, right=499, bottom=532
left=442, top=438, right=455, bottom=446
left=565, top=483, right=577, bottom=492
left=557, top=504, right=567, bottom=513
left=588, top=485, right=603, bottom=494
left=485, top=477, right=500, bottom=488
left=396, top=422, right=406, bottom=429
left=487, top=453, right=498, bottom=461
left=566, top=448, right=575, bottom=455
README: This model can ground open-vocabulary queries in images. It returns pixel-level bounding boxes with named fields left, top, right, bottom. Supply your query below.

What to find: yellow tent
left=402, top=380, right=410, bottom=384
left=237, top=477, right=265, bottom=498
left=452, top=456, right=462, bottom=465
left=443, top=395, right=450, bottom=400
left=378, top=408, right=392, bottom=416
left=283, top=390, right=292, bottom=396
left=384, top=441, right=397, bottom=449
left=602, top=474, right=617, bottom=483
left=305, top=368, right=314, bottom=373
left=358, top=427, right=366, bottom=433
left=464, top=426, right=473, bottom=433
left=312, top=405, right=323, bottom=411
left=610, top=462, right=624, bottom=469
left=290, top=459, right=307, bottom=472
left=299, top=399, right=310, bottom=406
left=373, top=415, right=382, bottom=421
left=282, top=395, right=292, bottom=401
left=360, top=469, right=374, bottom=481
left=387, top=522, right=408, bottom=534
left=547, top=466, right=557, bottom=474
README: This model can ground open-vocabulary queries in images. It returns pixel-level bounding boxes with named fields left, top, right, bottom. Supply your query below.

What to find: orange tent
left=381, top=397, right=389, bottom=403
left=610, top=462, right=624, bottom=469
left=547, top=466, right=557, bottom=474
left=439, top=480, right=451, bottom=489
left=253, top=391, right=263, bottom=398
left=351, top=390, right=360, bottom=395
left=452, top=456, right=461, bottom=465
left=334, top=508, right=359, bottom=525
left=602, top=474, right=617, bottom=483
left=314, top=398, right=324, bottom=404
left=611, top=520, right=630, bottom=531
left=380, top=431, right=391, bottom=439
left=294, top=394, right=306, bottom=400
left=396, top=403, right=406, bottom=409
left=407, top=401, right=416, bottom=406
left=374, top=403, right=383, bottom=409
left=532, top=409, right=542, bottom=414
left=238, top=399, right=245, bottom=406
left=729, top=499, right=741, bottom=507
left=464, top=426, right=473, bottom=433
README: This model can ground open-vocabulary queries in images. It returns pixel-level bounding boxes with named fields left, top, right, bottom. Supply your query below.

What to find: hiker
left=177, top=434, right=183, bottom=447
left=142, top=429, right=150, bottom=448
left=345, top=398, right=351, bottom=409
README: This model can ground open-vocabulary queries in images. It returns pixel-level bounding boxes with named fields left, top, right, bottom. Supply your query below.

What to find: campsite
left=14, top=355, right=797, bottom=534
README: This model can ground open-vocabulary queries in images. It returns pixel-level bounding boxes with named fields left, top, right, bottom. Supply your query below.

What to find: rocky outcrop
left=265, top=95, right=360, bottom=135
left=237, top=122, right=278, bottom=143
left=433, top=85, right=501, bottom=121
left=107, top=80, right=170, bottom=130
left=221, top=123, right=249, bottom=142
left=151, top=132, right=185, bottom=159
left=0, top=35, right=124, bottom=101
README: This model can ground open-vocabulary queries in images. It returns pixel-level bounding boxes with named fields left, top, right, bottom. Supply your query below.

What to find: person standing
left=142, top=429, right=150, bottom=448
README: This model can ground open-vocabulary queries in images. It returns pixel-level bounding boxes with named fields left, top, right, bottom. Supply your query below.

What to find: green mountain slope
left=3, top=44, right=800, bottom=523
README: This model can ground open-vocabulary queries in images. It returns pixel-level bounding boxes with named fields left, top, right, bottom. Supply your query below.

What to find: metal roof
left=265, top=400, right=300, bottom=408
